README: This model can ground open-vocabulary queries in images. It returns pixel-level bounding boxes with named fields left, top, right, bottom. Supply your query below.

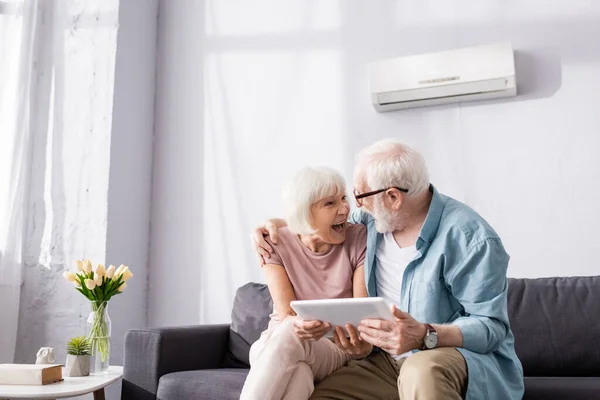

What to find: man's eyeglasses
left=353, top=186, right=409, bottom=206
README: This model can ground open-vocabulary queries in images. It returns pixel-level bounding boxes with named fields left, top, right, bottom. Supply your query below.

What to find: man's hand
left=358, top=305, right=427, bottom=355
left=332, top=324, right=373, bottom=359
left=250, top=219, right=286, bottom=265
left=292, top=318, right=332, bottom=341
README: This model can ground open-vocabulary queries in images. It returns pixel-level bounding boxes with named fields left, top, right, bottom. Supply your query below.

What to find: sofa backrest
left=227, top=277, right=600, bottom=376
left=225, top=283, right=273, bottom=367
left=507, top=276, right=600, bottom=377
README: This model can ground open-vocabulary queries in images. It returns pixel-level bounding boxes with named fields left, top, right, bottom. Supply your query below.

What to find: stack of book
left=0, top=364, right=63, bottom=385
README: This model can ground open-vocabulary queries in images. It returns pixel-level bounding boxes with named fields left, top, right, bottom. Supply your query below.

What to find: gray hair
left=283, top=166, right=347, bottom=235
left=355, top=139, right=429, bottom=197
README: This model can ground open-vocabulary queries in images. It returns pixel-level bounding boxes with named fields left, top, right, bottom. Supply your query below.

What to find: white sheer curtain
left=0, top=0, right=39, bottom=362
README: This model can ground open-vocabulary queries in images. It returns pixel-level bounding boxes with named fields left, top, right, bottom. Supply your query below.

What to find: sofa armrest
left=122, top=324, right=230, bottom=400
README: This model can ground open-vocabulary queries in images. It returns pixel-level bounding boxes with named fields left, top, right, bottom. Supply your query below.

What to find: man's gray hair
left=355, top=139, right=429, bottom=197
left=283, top=166, right=347, bottom=235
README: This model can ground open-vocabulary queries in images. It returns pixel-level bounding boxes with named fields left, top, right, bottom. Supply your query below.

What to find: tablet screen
left=290, top=297, right=394, bottom=337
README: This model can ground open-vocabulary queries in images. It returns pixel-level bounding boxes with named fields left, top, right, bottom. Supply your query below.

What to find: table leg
left=93, top=388, right=105, bottom=400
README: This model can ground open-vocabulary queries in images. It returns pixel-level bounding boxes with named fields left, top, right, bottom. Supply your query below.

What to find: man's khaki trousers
left=309, top=347, right=468, bottom=400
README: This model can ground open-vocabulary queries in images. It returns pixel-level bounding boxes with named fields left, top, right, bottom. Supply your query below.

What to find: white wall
left=150, top=0, right=600, bottom=326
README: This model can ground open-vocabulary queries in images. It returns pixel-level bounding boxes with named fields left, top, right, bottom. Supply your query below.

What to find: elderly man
left=253, top=139, right=524, bottom=400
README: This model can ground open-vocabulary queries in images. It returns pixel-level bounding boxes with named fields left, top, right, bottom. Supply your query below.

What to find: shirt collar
left=418, top=184, right=445, bottom=245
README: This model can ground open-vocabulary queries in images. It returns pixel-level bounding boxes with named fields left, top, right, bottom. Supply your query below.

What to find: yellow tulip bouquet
left=63, top=260, right=133, bottom=371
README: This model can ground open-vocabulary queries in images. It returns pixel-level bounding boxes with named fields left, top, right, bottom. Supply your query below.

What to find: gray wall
left=106, top=0, right=158, bottom=365
left=148, top=0, right=205, bottom=327
left=103, top=1, right=158, bottom=398
left=149, top=0, right=600, bottom=327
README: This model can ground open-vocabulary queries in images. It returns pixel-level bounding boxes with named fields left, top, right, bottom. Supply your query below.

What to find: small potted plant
left=65, top=336, right=92, bottom=377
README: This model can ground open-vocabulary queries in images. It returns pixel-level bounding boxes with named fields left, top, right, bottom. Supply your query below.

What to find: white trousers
left=239, top=318, right=351, bottom=400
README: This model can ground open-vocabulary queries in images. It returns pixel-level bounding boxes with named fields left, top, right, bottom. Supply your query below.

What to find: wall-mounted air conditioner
left=368, top=42, right=517, bottom=112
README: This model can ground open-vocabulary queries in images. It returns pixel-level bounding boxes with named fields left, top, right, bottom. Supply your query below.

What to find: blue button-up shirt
left=351, top=185, right=524, bottom=400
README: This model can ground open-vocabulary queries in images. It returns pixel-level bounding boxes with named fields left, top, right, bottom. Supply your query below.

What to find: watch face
left=425, top=332, right=438, bottom=349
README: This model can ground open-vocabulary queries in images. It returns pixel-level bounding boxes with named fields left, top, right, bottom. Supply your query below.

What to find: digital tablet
left=290, top=297, right=395, bottom=337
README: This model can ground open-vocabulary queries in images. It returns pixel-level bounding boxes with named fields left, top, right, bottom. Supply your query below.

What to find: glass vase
left=86, top=301, right=111, bottom=373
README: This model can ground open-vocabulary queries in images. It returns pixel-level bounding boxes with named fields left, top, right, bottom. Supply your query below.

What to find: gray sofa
left=122, top=277, right=600, bottom=400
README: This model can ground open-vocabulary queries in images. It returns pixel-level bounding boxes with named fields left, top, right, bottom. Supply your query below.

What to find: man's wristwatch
left=421, top=323, right=438, bottom=350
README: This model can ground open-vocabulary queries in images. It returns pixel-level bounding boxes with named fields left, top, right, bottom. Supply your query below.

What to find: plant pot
left=65, top=354, right=91, bottom=377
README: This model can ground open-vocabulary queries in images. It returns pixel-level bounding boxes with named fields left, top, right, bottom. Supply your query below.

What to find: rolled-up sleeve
left=446, top=238, right=511, bottom=354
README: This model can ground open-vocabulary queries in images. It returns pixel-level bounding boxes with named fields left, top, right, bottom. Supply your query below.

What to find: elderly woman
left=239, top=166, right=371, bottom=400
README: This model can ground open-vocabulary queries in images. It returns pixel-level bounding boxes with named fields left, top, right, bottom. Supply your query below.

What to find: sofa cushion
left=225, top=282, right=273, bottom=367
left=224, top=277, right=600, bottom=377
left=523, top=377, right=600, bottom=400
left=157, top=368, right=248, bottom=400
left=508, top=276, right=600, bottom=377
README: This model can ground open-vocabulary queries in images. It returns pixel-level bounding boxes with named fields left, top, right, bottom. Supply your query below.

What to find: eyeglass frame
left=353, top=186, right=409, bottom=206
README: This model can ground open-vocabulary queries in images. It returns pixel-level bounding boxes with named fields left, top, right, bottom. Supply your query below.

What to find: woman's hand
left=250, top=218, right=287, bottom=265
left=292, top=318, right=332, bottom=341
left=332, top=324, right=373, bottom=359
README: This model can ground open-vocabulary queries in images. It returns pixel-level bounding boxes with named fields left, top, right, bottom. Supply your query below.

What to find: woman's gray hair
left=355, top=139, right=429, bottom=197
left=283, top=166, right=347, bottom=235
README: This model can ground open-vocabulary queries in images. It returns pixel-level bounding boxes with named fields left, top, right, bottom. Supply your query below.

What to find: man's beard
left=372, top=198, right=409, bottom=233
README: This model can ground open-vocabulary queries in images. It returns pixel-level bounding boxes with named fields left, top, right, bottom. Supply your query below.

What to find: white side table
left=0, top=365, right=122, bottom=400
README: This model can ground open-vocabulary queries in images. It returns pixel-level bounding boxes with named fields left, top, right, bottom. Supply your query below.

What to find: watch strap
left=421, top=323, right=437, bottom=350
